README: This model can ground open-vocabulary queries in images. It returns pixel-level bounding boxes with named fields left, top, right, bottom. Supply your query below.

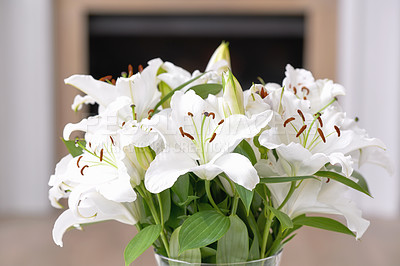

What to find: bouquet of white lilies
left=49, top=42, right=391, bottom=265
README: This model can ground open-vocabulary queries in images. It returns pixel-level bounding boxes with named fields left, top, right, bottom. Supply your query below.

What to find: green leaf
left=315, top=171, right=372, bottom=197
left=216, top=215, right=249, bottom=264
left=152, top=73, right=206, bottom=112
left=188, top=83, right=223, bottom=99
left=235, top=184, right=254, bottom=216
left=179, top=210, right=230, bottom=254
left=248, top=234, right=260, bottom=261
left=351, top=170, right=371, bottom=196
left=267, top=206, right=293, bottom=231
left=233, top=140, right=257, bottom=165
left=159, top=189, right=171, bottom=223
left=260, top=175, right=317, bottom=183
left=293, top=216, right=355, bottom=237
left=62, top=138, right=86, bottom=157
left=169, top=227, right=201, bottom=265
left=171, top=173, right=190, bottom=203
left=124, top=224, right=162, bottom=266
left=200, top=247, right=217, bottom=258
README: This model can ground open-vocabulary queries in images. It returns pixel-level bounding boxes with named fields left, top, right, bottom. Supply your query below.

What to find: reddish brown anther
left=138, top=65, right=143, bottom=73
left=297, top=109, right=305, bottom=122
left=317, top=116, right=323, bottom=127
left=301, top=86, right=310, bottom=95
left=77, top=155, right=83, bottom=168
left=260, top=87, right=268, bottom=99
left=293, top=86, right=297, bottom=94
left=183, top=132, right=194, bottom=140
left=80, top=165, right=89, bottom=176
left=110, top=136, right=115, bottom=146
left=208, top=112, right=216, bottom=119
left=218, top=119, right=225, bottom=125
left=100, top=149, right=104, bottom=162
left=209, top=133, right=217, bottom=143
left=317, top=128, right=326, bottom=143
left=179, top=127, right=185, bottom=137
left=326, top=178, right=330, bottom=183
left=284, top=117, right=295, bottom=127
left=289, top=84, right=292, bottom=89
left=122, top=121, right=126, bottom=127
left=89, top=142, right=92, bottom=148
left=303, top=96, right=307, bottom=100
left=148, top=109, right=154, bottom=115
left=296, top=125, right=307, bottom=137
left=99, top=75, right=112, bottom=82
left=188, top=112, right=194, bottom=117
left=334, top=125, right=341, bottom=137
left=128, top=64, right=133, bottom=77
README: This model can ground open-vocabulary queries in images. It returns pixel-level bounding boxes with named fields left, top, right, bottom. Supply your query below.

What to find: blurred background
left=0, top=0, right=399, bottom=265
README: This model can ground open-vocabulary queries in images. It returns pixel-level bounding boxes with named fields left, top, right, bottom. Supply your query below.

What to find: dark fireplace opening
left=88, top=14, right=304, bottom=113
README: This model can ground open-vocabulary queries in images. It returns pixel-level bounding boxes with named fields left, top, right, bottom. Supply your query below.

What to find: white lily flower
left=53, top=192, right=138, bottom=247
left=71, top=94, right=96, bottom=112
left=144, top=90, right=273, bottom=193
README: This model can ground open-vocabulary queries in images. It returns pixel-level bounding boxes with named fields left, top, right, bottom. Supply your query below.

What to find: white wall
left=337, top=0, right=400, bottom=218
left=0, top=0, right=54, bottom=214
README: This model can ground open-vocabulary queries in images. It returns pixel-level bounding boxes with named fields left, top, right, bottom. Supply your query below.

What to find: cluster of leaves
left=122, top=140, right=371, bottom=265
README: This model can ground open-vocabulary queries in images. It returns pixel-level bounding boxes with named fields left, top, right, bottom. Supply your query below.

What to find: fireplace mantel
left=55, top=0, right=337, bottom=157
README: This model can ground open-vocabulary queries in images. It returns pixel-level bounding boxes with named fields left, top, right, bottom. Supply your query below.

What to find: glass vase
left=155, top=251, right=282, bottom=266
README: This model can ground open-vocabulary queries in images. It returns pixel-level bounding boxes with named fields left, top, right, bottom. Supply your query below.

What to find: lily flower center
left=179, top=111, right=224, bottom=164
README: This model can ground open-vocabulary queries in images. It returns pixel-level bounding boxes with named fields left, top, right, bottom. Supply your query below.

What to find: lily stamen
left=128, top=64, right=133, bottom=77
left=317, top=117, right=323, bottom=127
left=179, top=127, right=185, bottom=137
left=188, top=112, right=194, bottom=117
left=100, top=149, right=104, bottom=162
left=317, top=128, right=326, bottom=143
left=80, top=165, right=89, bottom=176
left=121, top=121, right=126, bottom=127
left=77, top=155, right=83, bottom=168
left=110, top=136, right=115, bottom=146
left=99, top=75, right=112, bottom=82
left=138, top=65, right=143, bottom=73
left=296, top=125, right=307, bottom=137
left=284, top=117, right=295, bottom=127
left=218, top=119, right=224, bottom=125
left=297, top=110, right=305, bottom=122
left=293, top=86, right=297, bottom=94
left=208, top=112, right=216, bottom=119
left=334, top=125, right=341, bottom=137
left=183, top=132, right=194, bottom=140
left=209, top=133, right=217, bottom=143
left=260, top=87, right=268, bottom=99
left=301, top=86, right=310, bottom=95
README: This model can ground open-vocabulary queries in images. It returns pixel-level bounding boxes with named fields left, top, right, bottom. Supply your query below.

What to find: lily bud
left=134, top=146, right=154, bottom=170
left=206, top=41, right=231, bottom=73
left=222, top=70, right=245, bottom=116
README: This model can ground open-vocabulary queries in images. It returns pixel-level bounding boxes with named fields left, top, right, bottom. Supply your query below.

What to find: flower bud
left=134, top=146, right=154, bottom=170
left=206, top=41, right=231, bottom=73
left=222, top=70, right=245, bottom=116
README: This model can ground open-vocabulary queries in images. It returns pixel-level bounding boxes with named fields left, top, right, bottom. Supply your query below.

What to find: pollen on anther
left=110, top=136, right=115, bottom=146
left=80, top=165, right=89, bottom=176
left=317, top=116, right=323, bottom=127
left=284, top=117, right=295, bottom=127
left=326, top=178, right=330, bottom=183
left=138, top=65, right=143, bottom=73
left=293, top=86, right=297, bottom=94
left=77, top=155, right=83, bottom=168
left=297, top=109, right=305, bottom=122
left=128, top=64, right=133, bottom=77
left=296, top=125, right=307, bottom=137
left=89, top=142, right=92, bottom=148
left=208, top=112, right=216, bottom=119
left=301, top=86, right=310, bottom=95
left=209, top=133, right=217, bottom=143
left=183, top=133, right=194, bottom=140
left=260, top=87, right=268, bottom=99
left=334, top=125, right=341, bottom=137
left=187, top=112, right=194, bottom=117
left=317, top=128, right=326, bottom=143
left=122, top=121, right=126, bottom=127
left=179, top=127, right=185, bottom=137
left=99, top=75, right=112, bottom=82
left=148, top=109, right=154, bottom=115
left=100, top=149, right=104, bottom=162
left=218, top=119, right=225, bottom=125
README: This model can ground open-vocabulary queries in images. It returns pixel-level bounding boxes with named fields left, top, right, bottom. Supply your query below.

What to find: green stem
left=278, top=181, right=296, bottom=210
left=205, top=180, right=223, bottom=215
left=157, top=194, right=165, bottom=225
left=231, top=196, right=239, bottom=216
left=260, top=212, right=274, bottom=258
left=266, top=228, right=283, bottom=257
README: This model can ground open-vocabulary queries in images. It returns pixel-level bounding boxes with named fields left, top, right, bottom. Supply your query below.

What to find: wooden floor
left=1, top=213, right=399, bottom=266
